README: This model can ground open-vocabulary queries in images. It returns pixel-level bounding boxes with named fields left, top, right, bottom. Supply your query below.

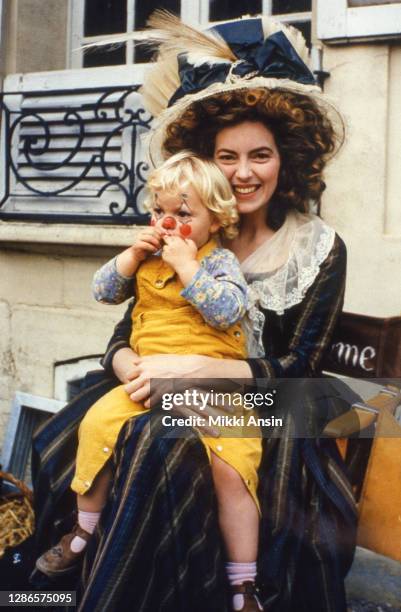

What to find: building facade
left=0, top=0, right=400, bottom=455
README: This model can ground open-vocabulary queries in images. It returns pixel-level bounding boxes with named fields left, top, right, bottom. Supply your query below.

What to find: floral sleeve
left=181, top=248, right=248, bottom=329
left=92, top=257, right=134, bottom=304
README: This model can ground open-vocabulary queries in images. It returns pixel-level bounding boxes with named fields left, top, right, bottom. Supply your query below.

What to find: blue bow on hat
left=168, top=18, right=316, bottom=107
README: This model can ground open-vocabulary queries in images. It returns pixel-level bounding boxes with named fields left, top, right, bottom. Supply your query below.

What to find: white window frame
left=317, top=0, right=401, bottom=43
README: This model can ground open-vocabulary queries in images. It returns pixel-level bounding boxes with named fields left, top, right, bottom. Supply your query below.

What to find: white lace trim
left=243, top=214, right=335, bottom=357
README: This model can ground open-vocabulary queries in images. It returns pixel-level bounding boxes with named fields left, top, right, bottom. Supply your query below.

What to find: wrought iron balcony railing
left=0, top=84, right=153, bottom=224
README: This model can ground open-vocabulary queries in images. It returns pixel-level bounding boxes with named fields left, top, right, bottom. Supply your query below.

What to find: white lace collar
left=241, top=211, right=335, bottom=357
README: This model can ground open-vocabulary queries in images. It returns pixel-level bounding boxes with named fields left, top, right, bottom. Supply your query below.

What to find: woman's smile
left=233, top=184, right=261, bottom=196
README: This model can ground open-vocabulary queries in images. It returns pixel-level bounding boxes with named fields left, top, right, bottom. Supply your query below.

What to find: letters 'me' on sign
left=323, top=313, right=401, bottom=378
left=331, top=342, right=376, bottom=373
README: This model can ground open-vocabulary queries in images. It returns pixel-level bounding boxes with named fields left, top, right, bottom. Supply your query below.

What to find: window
left=69, top=0, right=313, bottom=68
left=317, top=0, right=401, bottom=42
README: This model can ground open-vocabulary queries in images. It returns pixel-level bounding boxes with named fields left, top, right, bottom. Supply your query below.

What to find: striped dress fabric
left=31, top=234, right=358, bottom=612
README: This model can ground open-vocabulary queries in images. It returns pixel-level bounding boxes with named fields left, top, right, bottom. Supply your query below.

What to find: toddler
left=36, top=152, right=262, bottom=611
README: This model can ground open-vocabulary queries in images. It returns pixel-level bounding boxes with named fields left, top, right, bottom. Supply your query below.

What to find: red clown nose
left=162, top=216, right=177, bottom=230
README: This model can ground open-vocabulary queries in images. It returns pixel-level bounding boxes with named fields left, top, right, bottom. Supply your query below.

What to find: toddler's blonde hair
left=144, top=151, right=238, bottom=239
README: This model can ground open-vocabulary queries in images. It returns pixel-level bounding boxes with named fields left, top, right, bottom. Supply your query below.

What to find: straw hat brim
left=145, top=76, right=344, bottom=167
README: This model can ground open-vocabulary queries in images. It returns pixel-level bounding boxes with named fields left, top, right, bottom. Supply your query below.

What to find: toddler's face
left=150, top=185, right=220, bottom=249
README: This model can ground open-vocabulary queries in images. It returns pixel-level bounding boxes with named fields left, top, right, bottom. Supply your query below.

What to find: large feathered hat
left=86, top=10, right=342, bottom=164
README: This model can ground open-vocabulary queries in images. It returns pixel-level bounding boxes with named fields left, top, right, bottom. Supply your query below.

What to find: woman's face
left=213, top=121, right=281, bottom=217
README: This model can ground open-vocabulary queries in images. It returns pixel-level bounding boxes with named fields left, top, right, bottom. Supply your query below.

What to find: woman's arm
left=247, top=234, right=347, bottom=381
left=101, top=300, right=136, bottom=380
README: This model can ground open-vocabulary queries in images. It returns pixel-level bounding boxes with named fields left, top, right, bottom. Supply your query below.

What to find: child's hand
left=162, top=236, right=197, bottom=268
left=162, top=236, right=200, bottom=286
left=131, top=227, right=163, bottom=263
left=116, top=228, right=163, bottom=277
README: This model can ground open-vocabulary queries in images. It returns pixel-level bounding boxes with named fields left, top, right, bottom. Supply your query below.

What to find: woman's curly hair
left=163, top=89, right=343, bottom=230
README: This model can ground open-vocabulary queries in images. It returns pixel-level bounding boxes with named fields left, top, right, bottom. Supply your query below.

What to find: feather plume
left=80, top=30, right=165, bottom=52
left=145, top=10, right=236, bottom=62
left=140, top=10, right=236, bottom=116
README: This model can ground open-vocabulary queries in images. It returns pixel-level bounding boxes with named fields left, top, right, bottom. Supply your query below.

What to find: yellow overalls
left=72, top=239, right=262, bottom=508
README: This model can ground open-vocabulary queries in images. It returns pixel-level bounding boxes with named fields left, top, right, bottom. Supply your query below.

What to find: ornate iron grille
left=0, top=85, right=153, bottom=224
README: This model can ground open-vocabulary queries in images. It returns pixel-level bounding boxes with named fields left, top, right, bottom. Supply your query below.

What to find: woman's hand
left=124, top=354, right=208, bottom=403
left=124, top=354, right=253, bottom=405
left=111, top=347, right=141, bottom=384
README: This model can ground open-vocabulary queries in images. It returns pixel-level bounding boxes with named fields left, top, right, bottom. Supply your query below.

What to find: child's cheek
left=179, top=223, right=192, bottom=237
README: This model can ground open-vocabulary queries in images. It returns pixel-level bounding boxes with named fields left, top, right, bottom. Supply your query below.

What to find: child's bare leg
left=210, top=453, right=259, bottom=561
left=77, top=461, right=113, bottom=512
left=211, top=453, right=262, bottom=611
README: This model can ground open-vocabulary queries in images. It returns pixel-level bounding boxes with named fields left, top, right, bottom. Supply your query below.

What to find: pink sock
left=70, top=510, right=101, bottom=553
left=78, top=510, right=101, bottom=534
left=226, top=562, right=262, bottom=611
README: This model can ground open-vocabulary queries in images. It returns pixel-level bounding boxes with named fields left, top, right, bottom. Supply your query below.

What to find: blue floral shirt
left=92, top=249, right=248, bottom=330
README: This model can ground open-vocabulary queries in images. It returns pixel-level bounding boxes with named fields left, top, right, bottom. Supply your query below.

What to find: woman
left=31, top=12, right=357, bottom=612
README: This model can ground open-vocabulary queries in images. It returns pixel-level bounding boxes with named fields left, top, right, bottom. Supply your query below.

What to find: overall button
left=155, top=279, right=164, bottom=288
left=234, top=331, right=241, bottom=338
left=216, top=445, right=223, bottom=452
left=103, top=447, right=110, bottom=453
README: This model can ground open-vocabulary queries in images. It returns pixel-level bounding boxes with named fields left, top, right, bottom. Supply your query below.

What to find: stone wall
left=0, top=226, right=141, bottom=454
left=3, top=0, right=69, bottom=75
left=322, top=42, right=401, bottom=317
